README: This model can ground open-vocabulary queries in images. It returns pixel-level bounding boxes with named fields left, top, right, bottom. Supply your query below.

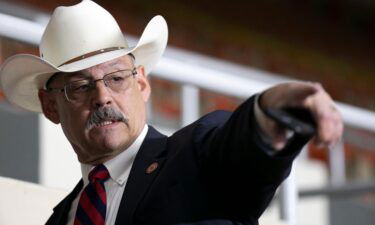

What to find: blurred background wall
left=0, top=0, right=374, bottom=224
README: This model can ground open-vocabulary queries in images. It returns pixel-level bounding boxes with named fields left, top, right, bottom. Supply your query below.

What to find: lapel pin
left=146, top=162, right=158, bottom=174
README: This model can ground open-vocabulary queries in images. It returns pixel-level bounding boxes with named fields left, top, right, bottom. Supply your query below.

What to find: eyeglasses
left=47, top=68, right=137, bottom=103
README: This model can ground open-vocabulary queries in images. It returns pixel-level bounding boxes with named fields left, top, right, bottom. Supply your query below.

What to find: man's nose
left=91, top=80, right=112, bottom=108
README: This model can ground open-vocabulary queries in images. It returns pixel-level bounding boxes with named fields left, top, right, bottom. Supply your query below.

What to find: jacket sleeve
left=193, top=95, right=310, bottom=221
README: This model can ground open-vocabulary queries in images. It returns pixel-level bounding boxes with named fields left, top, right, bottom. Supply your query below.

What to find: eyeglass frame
left=46, top=68, right=138, bottom=103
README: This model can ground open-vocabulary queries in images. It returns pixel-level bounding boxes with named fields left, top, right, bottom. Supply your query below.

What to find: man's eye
left=72, top=84, right=90, bottom=92
left=110, top=76, right=124, bottom=82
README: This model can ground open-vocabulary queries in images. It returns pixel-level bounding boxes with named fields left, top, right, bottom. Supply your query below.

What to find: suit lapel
left=45, top=180, right=83, bottom=225
left=115, top=126, right=168, bottom=225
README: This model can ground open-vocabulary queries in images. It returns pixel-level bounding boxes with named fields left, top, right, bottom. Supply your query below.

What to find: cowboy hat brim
left=0, top=15, right=168, bottom=112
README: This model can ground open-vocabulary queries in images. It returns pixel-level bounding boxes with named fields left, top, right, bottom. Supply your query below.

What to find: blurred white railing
left=1, top=10, right=375, bottom=225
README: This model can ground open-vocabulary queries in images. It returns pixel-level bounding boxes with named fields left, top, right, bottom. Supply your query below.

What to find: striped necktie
left=74, top=164, right=110, bottom=225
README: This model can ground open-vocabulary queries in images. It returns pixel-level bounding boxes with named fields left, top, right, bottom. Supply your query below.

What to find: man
left=0, top=1, right=342, bottom=225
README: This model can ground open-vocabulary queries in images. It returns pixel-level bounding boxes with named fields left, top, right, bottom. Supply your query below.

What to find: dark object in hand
left=264, top=107, right=316, bottom=137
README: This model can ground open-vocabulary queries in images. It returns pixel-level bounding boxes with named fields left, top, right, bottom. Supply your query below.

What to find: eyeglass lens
left=65, top=69, right=135, bottom=102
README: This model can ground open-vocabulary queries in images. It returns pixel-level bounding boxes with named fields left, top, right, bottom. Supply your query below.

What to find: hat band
left=58, top=47, right=126, bottom=67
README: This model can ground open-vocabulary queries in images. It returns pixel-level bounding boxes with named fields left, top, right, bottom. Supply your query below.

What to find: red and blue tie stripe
left=74, top=164, right=110, bottom=225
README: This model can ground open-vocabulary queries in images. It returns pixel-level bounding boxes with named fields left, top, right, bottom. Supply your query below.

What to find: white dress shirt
left=66, top=125, right=148, bottom=225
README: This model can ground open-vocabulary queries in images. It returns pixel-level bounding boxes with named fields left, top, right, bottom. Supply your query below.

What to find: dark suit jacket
left=45, top=96, right=309, bottom=225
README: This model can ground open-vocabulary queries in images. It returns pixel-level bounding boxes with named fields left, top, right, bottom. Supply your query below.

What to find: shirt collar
left=81, top=125, right=149, bottom=186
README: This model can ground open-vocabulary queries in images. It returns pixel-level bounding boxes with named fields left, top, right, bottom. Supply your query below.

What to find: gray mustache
left=86, top=107, right=128, bottom=129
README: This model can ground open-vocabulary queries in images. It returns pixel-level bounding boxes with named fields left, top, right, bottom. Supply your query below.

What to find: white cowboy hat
left=0, top=0, right=168, bottom=112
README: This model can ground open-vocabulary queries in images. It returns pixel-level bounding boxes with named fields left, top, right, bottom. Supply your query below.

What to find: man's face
left=39, top=55, right=151, bottom=165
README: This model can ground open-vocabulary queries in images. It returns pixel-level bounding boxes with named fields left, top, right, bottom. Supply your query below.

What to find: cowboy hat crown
left=40, top=0, right=129, bottom=68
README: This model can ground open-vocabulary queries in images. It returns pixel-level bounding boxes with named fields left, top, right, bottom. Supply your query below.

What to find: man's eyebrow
left=64, top=72, right=91, bottom=81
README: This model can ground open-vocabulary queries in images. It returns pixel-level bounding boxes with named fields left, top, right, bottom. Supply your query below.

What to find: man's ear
left=38, top=89, right=60, bottom=124
left=136, top=66, right=151, bottom=102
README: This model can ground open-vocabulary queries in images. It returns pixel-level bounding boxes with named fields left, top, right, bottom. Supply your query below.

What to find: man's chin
left=80, top=142, right=127, bottom=164
left=81, top=154, right=115, bottom=165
